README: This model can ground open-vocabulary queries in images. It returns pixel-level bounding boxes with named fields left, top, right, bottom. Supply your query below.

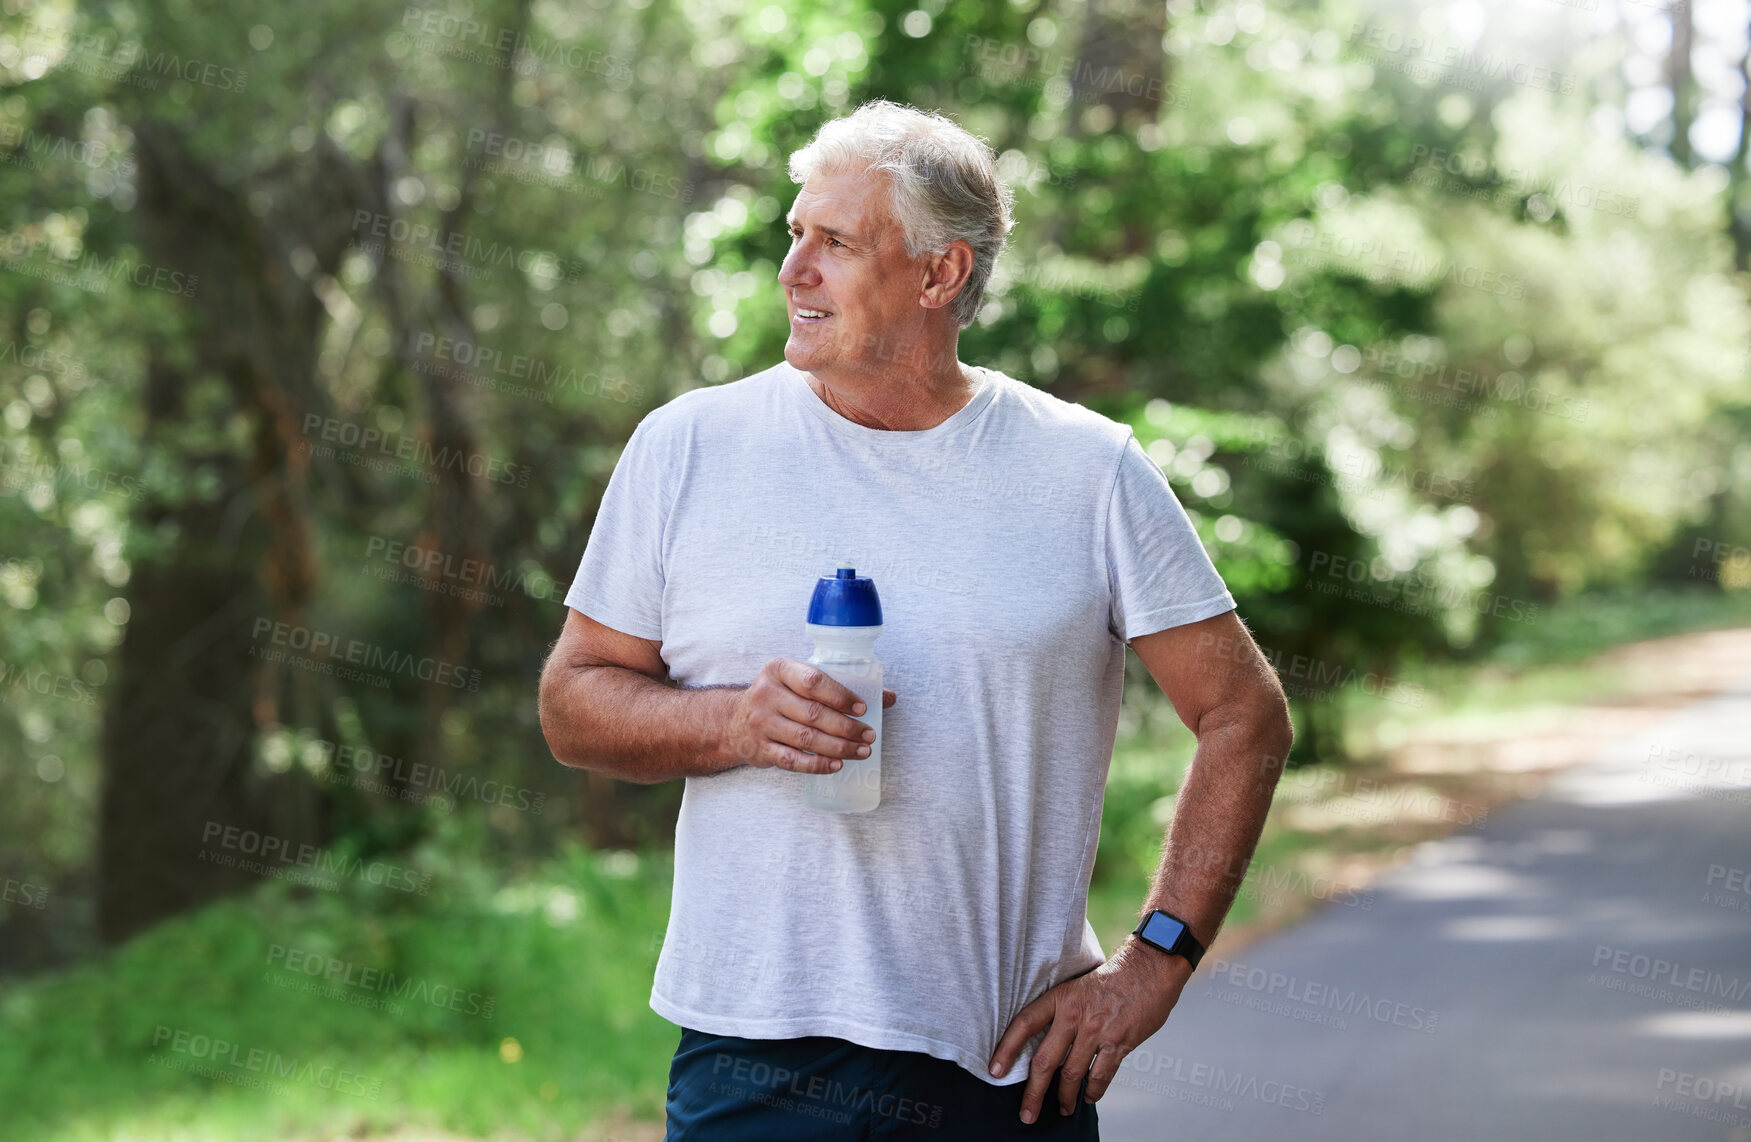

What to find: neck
left=804, top=353, right=978, bottom=432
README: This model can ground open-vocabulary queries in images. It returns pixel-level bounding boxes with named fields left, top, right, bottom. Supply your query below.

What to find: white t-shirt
left=564, top=360, right=1235, bottom=1086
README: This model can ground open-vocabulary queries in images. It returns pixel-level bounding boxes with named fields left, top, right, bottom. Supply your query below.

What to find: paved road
left=1095, top=670, right=1751, bottom=1141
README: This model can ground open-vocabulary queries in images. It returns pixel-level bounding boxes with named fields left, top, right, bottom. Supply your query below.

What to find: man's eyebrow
left=784, top=216, right=862, bottom=244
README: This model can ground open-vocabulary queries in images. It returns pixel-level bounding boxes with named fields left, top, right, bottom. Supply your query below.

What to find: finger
left=988, top=995, right=1054, bottom=1079
left=1056, top=1038, right=1099, bottom=1118
left=765, top=708, right=872, bottom=763
left=780, top=659, right=866, bottom=715
left=1083, top=1043, right=1126, bottom=1104
left=882, top=688, right=896, bottom=708
left=1019, top=1023, right=1077, bottom=1125
left=763, top=739, right=843, bottom=775
left=774, top=691, right=873, bottom=750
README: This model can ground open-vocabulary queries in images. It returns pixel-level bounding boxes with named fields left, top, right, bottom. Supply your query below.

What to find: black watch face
left=1141, top=911, right=1187, bottom=949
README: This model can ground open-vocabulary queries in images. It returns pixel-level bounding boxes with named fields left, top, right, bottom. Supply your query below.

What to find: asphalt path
left=1094, top=669, right=1751, bottom=1141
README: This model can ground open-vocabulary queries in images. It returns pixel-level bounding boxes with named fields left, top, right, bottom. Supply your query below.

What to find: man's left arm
left=988, top=608, right=1292, bottom=1124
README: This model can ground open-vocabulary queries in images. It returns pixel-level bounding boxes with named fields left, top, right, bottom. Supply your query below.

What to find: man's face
left=779, top=166, right=931, bottom=380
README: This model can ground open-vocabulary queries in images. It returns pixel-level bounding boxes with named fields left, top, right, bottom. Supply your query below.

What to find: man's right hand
left=719, top=658, right=896, bottom=774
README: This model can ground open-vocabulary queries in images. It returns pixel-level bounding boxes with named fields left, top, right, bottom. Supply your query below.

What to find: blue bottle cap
left=807, top=566, right=883, bottom=627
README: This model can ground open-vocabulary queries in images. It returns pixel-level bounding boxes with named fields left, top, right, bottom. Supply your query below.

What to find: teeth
left=797, top=308, right=829, bottom=318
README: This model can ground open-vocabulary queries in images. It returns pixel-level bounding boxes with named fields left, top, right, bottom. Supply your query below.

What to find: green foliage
left=1450, top=586, right=1751, bottom=674
left=0, top=815, right=676, bottom=1140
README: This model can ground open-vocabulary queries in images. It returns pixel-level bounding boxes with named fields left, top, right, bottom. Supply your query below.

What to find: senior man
left=539, top=100, right=1292, bottom=1140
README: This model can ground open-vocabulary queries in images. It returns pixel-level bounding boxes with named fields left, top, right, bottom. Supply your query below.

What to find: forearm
left=540, top=664, right=742, bottom=784
left=1136, top=700, right=1292, bottom=946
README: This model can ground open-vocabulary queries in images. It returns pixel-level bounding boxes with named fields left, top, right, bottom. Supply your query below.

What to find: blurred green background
left=3, top=0, right=1750, bottom=1137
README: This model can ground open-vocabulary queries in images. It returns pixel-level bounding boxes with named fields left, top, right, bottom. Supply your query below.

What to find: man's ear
left=918, top=241, right=976, bottom=313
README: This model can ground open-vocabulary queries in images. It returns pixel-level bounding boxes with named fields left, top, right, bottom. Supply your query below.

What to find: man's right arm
left=537, top=608, right=883, bottom=785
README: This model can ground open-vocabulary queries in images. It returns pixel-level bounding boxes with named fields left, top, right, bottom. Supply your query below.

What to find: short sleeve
left=1105, top=432, right=1236, bottom=641
left=562, top=416, right=672, bottom=641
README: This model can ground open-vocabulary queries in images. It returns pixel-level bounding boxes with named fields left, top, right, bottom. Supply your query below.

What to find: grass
left=6, top=587, right=1747, bottom=1141
left=1479, top=587, right=1751, bottom=672
left=0, top=814, right=677, bottom=1142
left=1341, top=587, right=1751, bottom=760
left=1363, top=587, right=1751, bottom=723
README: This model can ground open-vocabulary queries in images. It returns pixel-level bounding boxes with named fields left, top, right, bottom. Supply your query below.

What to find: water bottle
left=799, top=566, right=883, bottom=813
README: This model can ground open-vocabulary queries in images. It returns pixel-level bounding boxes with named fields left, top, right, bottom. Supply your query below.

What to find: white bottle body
left=799, top=623, right=882, bottom=813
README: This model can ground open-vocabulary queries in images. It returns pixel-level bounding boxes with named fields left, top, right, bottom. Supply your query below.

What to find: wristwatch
left=1131, top=909, right=1206, bottom=969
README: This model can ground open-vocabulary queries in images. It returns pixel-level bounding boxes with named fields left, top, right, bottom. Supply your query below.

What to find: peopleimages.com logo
left=250, top=617, right=482, bottom=692
left=199, top=820, right=432, bottom=895
left=149, top=1025, right=380, bottom=1100
left=265, top=943, right=496, bottom=1019
left=1202, top=956, right=1440, bottom=1033
left=298, top=414, right=531, bottom=488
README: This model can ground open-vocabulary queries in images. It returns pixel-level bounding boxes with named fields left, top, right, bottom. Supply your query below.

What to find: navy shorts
left=663, top=1027, right=1099, bottom=1141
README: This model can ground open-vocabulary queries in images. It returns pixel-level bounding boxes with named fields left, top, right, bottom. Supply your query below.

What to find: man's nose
left=778, top=245, right=817, bottom=289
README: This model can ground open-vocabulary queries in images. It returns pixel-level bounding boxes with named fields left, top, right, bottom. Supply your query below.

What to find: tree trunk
left=96, top=119, right=337, bottom=944
left=1730, top=21, right=1751, bottom=269
left=1067, top=0, right=1170, bottom=131
left=1667, top=1, right=1696, bottom=166
left=96, top=352, right=309, bottom=945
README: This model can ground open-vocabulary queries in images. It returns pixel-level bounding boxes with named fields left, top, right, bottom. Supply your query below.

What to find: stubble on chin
left=783, top=339, right=821, bottom=375
left=786, top=325, right=847, bottom=375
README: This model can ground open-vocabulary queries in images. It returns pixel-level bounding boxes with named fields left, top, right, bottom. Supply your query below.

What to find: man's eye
left=785, top=228, right=841, bottom=248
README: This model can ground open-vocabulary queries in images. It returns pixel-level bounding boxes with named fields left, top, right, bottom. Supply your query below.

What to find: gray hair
left=788, top=99, right=1015, bottom=329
